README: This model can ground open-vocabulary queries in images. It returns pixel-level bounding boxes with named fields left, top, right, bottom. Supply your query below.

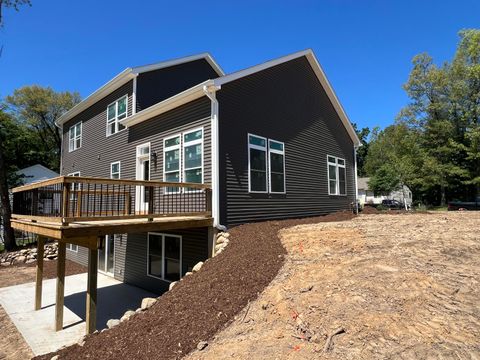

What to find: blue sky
left=1, top=0, right=479, bottom=130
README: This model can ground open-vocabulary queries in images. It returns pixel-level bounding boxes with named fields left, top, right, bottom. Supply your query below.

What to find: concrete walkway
left=0, top=273, right=155, bottom=356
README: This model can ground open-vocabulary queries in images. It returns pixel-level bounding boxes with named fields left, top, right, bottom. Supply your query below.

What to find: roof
left=121, top=49, right=361, bottom=146
left=357, top=177, right=370, bottom=190
left=55, top=53, right=224, bottom=126
left=17, top=164, right=59, bottom=185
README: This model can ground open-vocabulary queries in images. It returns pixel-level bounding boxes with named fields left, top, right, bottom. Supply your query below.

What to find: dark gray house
left=55, top=50, right=360, bottom=294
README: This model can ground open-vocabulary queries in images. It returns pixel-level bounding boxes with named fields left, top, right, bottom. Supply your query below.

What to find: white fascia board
left=121, top=80, right=214, bottom=127
left=56, top=69, right=135, bottom=126
left=131, top=53, right=224, bottom=77
left=213, top=49, right=361, bottom=146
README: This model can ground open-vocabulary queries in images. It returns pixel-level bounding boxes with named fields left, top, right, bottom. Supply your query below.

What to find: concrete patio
left=0, top=272, right=155, bottom=356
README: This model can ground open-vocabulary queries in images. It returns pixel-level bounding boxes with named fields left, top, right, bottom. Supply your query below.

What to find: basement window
left=147, top=233, right=182, bottom=282
left=327, top=155, right=346, bottom=196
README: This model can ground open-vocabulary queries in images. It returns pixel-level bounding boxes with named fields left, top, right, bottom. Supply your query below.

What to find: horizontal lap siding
left=123, top=228, right=208, bottom=294
left=218, top=56, right=355, bottom=226
left=66, top=246, right=88, bottom=266
left=61, top=78, right=212, bottom=278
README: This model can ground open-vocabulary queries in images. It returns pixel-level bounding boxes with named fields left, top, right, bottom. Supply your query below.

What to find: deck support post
left=55, top=241, right=66, bottom=331
left=86, top=245, right=98, bottom=335
left=35, top=236, right=46, bottom=310
left=208, top=226, right=218, bottom=258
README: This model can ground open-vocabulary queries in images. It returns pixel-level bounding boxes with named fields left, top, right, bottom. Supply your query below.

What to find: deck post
left=86, top=245, right=98, bottom=335
left=34, top=236, right=46, bottom=310
left=207, top=226, right=217, bottom=258
left=55, top=241, right=66, bottom=331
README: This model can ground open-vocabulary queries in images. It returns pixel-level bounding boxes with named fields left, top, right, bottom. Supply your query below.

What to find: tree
left=352, top=123, right=370, bottom=177
left=5, top=86, right=81, bottom=171
left=0, top=0, right=31, bottom=27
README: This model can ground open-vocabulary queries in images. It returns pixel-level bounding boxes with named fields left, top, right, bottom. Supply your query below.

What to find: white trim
left=121, top=80, right=212, bottom=127
left=68, top=122, right=82, bottom=152
left=56, top=53, right=223, bottom=126
left=66, top=243, right=78, bottom=252
left=268, top=139, right=286, bottom=194
left=110, top=161, right=121, bottom=179
left=182, top=127, right=204, bottom=190
left=106, top=95, right=128, bottom=137
left=132, top=53, right=224, bottom=77
left=327, top=155, right=347, bottom=196
left=147, top=232, right=183, bottom=282
left=354, top=146, right=359, bottom=208
left=135, top=142, right=151, bottom=213
left=248, top=133, right=268, bottom=193
left=212, top=49, right=360, bottom=146
left=132, top=77, right=137, bottom=115
left=163, top=133, right=182, bottom=194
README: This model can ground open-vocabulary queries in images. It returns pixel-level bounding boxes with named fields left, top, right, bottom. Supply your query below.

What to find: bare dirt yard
left=188, top=212, right=480, bottom=359
left=0, top=259, right=86, bottom=360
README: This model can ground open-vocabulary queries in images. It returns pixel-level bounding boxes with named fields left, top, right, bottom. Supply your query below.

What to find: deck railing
left=12, top=176, right=212, bottom=224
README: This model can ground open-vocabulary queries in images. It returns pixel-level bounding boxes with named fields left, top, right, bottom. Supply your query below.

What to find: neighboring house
left=357, top=177, right=412, bottom=207
left=16, top=50, right=361, bottom=296
left=1, top=165, right=59, bottom=243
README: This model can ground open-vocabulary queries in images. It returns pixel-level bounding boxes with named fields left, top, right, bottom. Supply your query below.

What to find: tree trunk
left=0, top=146, right=15, bottom=251
left=440, top=184, right=446, bottom=207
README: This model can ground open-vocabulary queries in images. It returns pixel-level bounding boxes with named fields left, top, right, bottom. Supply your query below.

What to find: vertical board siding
left=123, top=227, right=208, bottom=294
left=217, top=56, right=356, bottom=226
left=136, top=59, right=220, bottom=112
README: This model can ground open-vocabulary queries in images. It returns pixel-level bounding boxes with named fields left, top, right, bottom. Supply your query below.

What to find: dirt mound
left=361, top=205, right=378, bottom=214
left=35, top=211, right=354, bottom=360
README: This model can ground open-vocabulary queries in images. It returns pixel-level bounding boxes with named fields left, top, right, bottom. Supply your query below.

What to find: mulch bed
left=35, top=211, right=355, bottom=360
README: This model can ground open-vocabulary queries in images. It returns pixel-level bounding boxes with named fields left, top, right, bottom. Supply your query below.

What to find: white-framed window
left=147, top=233, right=182, bottom=282
left=183, top=128, right=203, bottom=185
left=66, top=243, right=78, bottom=252
left=248, top=134, right=268, bottom=193
left=163, top=134, right=181, bottom=193
left=268, top=140, right=285, bottom=194
left=110, top=161, right=121, bottom=179
left=68, top=122, right=82, bottom=152
left=106, top=95, right=127, bottom=136
left=327, top=155, right=347, bottom=196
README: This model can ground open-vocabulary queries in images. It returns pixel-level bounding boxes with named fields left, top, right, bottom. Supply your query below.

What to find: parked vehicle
left=381, top=199, right=405, bottom=210
left=448, top=197, right=480, bottom=211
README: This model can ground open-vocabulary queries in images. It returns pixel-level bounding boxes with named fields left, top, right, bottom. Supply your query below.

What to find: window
left=110, top=162, right=121, bottom=179
left=164, top=135, right=181, bottom=193
left=268, top=140, right=285, bottom=193
left=248, top=134, right=268, bottom=192
left=327, top=155, right=346, bottom=196
left=68, top=122, right=82, bottom=152
left=107, top=95, right=127, bottom=136
left=66, top=243, right=78, bottom=252
left=183, top=129, right=203, bottom=184
left=147, top=233, right=182, bottom=282
left=68, top=172, right=81, bottom=201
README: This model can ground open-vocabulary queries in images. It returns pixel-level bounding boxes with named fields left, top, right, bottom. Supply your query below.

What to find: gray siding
left=66, top=245, right=88, bottom=266
left=62, top=93, right=212, bottom=281
left=217, top=56, right=356, bottom=226
left=136, top=59, right=219, bottom=112
left=122, top=228, right=209, bottom=294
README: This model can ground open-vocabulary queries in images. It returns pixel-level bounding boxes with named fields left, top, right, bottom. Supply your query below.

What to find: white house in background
left=16, top=164, right=59, bottom=185
left=357, top=177, right=413, bottom=207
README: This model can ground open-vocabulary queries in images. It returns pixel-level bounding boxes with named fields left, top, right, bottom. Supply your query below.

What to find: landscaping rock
left=120, top=310, right=136, bottom=322
left=141, top=297, right=157, bottom=310
left=107, top=319, right=120, bottom=329
left=197, top=341, right=208, bottom=351
left=50, top=355, right=59, bottom=360
left=169, top=281, right=177, bottom=291
left=192, top=262, right=203, bottom=272
left=185, top=271, right=193, bottom=277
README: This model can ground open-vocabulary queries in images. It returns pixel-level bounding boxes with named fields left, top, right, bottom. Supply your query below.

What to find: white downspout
left=203, top=85, right=224, bottom=230
left=354, top=145, right=359, bottom=214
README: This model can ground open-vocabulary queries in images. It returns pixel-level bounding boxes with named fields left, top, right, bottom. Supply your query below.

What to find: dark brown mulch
left=35, top=211, right=355, bottom=360
left=0, top=260, right=87, bottom=288
left=361, top=205, right=379, bottom=214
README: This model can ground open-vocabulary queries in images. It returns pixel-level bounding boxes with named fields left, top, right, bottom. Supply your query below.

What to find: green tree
left=6, top=86, right=81, bottom=171
left=352, top=123, right=370, bottom=177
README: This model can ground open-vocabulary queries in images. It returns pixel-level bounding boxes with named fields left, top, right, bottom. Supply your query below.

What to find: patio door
left=98, top=235, right=115, bottom=275
left=135, top=143, right=150, bottom=214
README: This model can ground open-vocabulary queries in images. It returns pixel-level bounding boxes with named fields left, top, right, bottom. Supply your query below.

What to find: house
left=10, top=50, right=361, bottom=334
left=357, top=177, right=412, bottom=207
